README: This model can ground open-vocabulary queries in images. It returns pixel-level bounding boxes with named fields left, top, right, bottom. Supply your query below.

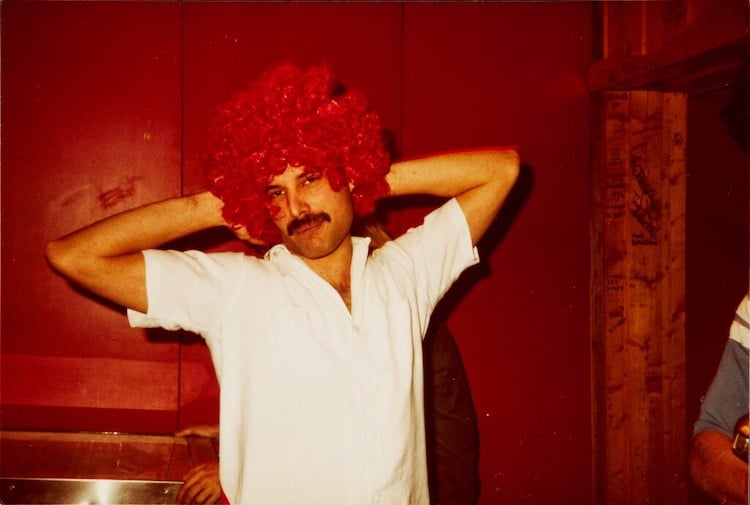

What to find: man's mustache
left=287, top=213, right=331, bottom=236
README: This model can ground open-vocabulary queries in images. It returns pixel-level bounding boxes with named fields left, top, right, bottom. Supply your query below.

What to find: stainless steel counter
left=0, top=431, right=218, bottom=504
left=0, top=477, right=182, bottom=504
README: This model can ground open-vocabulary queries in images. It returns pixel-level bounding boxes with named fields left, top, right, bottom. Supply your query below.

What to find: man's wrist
left=190, top=191, right=227, bottom=228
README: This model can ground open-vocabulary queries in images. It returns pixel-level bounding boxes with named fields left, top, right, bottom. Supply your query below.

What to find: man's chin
left=283, top=239, right=329, bottom=260
left=282, top=228, right=351, bottom=261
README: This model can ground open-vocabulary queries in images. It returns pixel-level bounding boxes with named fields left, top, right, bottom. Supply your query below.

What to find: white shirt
left=128, top=198, right=479, bottom=505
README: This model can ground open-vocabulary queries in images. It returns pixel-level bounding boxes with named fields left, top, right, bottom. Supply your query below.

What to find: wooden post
left=591, top=90, right=687, bottom=505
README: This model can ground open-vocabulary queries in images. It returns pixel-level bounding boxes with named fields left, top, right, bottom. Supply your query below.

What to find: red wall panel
left=1, top=1, right=182, bottom=433
left=401, top=4, right=593, bottom=503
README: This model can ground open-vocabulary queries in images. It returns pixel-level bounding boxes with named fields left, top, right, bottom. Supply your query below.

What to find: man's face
left=265, top=165, right=354, bottom=259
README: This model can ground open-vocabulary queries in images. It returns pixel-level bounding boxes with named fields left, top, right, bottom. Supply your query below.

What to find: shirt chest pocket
left=266, top=307, right=341, bottom=378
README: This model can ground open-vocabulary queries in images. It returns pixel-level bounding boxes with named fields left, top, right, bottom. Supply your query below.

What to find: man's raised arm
left=385, top=148, right=520, bottom=245
left=45, top=191, right=226, bottom=314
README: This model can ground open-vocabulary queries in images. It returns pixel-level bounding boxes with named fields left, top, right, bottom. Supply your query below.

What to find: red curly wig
left=205, top=62, right=391, bottom=246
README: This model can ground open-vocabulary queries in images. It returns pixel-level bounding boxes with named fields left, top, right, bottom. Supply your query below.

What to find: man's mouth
left=287, top=213, right=331, bottom=236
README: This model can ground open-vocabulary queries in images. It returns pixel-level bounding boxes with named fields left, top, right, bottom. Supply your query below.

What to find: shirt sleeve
left=693, top=296, right=750, bottom=437
left=375, top=198, right=480, bottom=329
left=127, top=249, right=248, bottom=336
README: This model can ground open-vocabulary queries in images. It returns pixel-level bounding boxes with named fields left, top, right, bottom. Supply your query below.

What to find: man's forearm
left=49, top=192, right=224, bottom=257
left=45, top=191, right=226, bottom=312
left=385, top=148, right=519, bottom=245
left=385, top=148, right=518, bottom=199
left=690, top=430, right=749, bottom=505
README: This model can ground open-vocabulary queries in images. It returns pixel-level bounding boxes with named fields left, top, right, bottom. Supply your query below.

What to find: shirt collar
left=264, top=236, right=372, bottom=274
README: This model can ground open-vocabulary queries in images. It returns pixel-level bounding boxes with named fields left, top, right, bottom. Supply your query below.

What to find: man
left=45, top=63, right=519, bottom=504
left=176, top=222, right=481, bottom=505
left=689, top=294, right=749, bottom=505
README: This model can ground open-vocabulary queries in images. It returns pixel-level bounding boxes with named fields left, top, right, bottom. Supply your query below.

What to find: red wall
left=400, top=5, right=593, bottom=502
left=1, top=3, right=593, bottom=503
left=1, top=1, right=183, bottom=433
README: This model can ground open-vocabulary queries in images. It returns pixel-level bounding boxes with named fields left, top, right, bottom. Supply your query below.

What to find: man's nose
left=287, top=189, right=309, bottom=218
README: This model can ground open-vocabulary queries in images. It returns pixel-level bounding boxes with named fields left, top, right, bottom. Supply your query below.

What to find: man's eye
left=267, top=189, right=284, bottom=199
left=303, top=174, right=320, bottom=185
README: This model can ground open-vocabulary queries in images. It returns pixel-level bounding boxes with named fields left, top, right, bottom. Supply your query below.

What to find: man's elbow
left=488, top=146, right=519, bottom=173
left=45, top=238, right=84, bottom=280
left=488, top=148, right=520, bottom=195
left=45, top=239, right=67, bottom=273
